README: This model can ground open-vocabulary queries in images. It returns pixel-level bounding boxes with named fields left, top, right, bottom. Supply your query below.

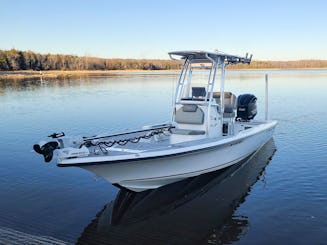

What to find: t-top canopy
left=169, top=50, right=252, bottom=65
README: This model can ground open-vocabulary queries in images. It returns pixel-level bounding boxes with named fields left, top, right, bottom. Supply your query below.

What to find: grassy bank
left=0, top=70, right=178, bottom=80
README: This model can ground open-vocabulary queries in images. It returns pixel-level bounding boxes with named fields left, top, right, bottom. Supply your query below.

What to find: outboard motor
left=236, top=94, right=257, bottom=121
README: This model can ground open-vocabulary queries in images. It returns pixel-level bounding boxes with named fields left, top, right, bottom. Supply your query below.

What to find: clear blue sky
left=1, top=0, right=326, bottom=60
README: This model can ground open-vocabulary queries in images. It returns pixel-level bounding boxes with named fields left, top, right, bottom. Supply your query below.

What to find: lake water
left=0, top=70, right=326, bottom=244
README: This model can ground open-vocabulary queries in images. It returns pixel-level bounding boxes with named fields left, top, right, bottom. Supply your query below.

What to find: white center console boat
left=33, top=50, right=277, bottom=192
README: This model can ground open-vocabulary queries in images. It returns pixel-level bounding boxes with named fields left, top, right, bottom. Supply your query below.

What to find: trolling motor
left=33, top=132, right=65, bottom=162
left=33, top=141, right=59, bottom=162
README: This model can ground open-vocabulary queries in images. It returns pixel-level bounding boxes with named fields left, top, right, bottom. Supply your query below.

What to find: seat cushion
left=175, top=105, right=204, bottom=124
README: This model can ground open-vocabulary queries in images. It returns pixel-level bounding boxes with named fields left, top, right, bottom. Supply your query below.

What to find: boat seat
left=213, top=92, right=237, bottom=118
left=175, top=104, right=204, bottom=125
left=170, top=128, right=205, bottom=135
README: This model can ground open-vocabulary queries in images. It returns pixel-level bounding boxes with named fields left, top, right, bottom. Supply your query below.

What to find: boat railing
left=80, top=124, right=175, bottom=153
left=82, top=124, right=174, bottom=142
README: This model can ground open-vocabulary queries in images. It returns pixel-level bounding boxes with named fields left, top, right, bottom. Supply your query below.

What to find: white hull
left=68, top=121, right=276, bottom=192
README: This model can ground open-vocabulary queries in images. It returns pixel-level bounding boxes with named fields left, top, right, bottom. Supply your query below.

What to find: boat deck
left=84, top=121, right=266, bottom=158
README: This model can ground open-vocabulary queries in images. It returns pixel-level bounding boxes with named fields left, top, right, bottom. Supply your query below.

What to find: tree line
left=1, top=49, right=327, bottom=71
left=230, top=60, right=327, bottom=69
left=0, top=49, right=180, bottom=71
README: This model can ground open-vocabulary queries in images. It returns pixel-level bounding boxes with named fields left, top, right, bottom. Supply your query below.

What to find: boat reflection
left=77, top=140, right=276, bottom=245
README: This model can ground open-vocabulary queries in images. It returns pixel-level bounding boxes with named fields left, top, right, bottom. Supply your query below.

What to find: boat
left=77, top=140, right=277, bottom=244
left=33, top=50, right=278, bottom=192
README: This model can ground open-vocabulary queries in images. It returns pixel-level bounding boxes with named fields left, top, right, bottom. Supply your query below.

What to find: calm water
left=0, top=70, right=326, bottom=244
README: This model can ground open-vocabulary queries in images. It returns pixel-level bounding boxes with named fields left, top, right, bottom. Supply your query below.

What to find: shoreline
left=1, top=68, right=327, bottom=80
left=0, top=70, right=173, bottom=80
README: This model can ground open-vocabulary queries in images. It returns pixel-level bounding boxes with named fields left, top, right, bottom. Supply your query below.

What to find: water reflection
left=77, top=140, right=276, bottom=245
left=0, top=72, right=177, bottom=94
left=0, top=77, right=109, bottom=93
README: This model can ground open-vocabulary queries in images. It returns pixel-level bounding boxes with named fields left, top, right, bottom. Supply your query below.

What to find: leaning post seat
left=175, top=104, right=204, bottom=125
left=173, top=104, right=206, bottom=135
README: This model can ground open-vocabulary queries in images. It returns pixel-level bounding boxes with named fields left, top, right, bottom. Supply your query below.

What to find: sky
left=0, top=0, right=326, bottom=61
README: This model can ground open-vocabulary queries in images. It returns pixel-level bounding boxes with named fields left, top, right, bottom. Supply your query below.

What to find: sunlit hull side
left=58, top=121, right=277, bottom=192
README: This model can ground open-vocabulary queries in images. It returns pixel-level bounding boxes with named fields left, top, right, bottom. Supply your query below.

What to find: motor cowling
left=236, top=94, right=257, bottom=121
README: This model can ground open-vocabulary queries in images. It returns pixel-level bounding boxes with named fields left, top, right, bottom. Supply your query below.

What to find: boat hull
left=74, top=121, right=277, bottom=192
